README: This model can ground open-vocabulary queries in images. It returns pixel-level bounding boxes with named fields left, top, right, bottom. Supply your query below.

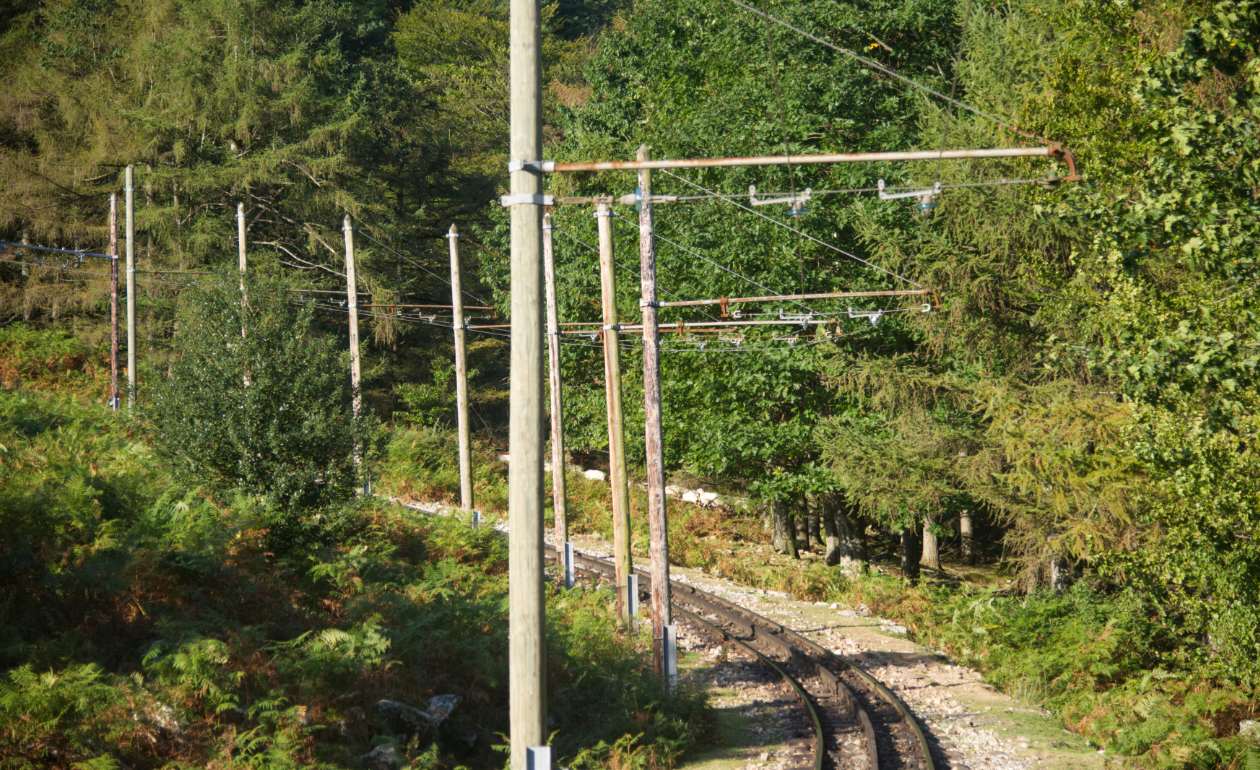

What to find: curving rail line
left=554, top=547, right=938, bottom=770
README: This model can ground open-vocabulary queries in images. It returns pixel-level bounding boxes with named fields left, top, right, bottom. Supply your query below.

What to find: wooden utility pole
left=125, top=165, right=136, bottom=409
left=596, top=201, right=633, bottom=621
left=507, top=0, right=547, bottom=761
left=448, top=224, right=474, bottom=512
left=637, top=146, right=671, bottom=673
left=543, top=213, right=568, bottom=553
left=237, top=203, right=250, bottom=387
left=109, top=194, right=119, bottom=411
left=344, top=216, right=364, bottom=477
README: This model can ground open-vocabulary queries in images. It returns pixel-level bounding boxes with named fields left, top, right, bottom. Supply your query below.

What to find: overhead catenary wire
left=608, top=211, right=821, bottom=315
left=351, top=226, right=489, bottom=306
left=660, top=169, right=926, bottom=290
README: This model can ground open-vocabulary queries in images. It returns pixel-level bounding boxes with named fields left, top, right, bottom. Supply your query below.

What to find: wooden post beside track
left=125, top=166, right=136, bottom=409
left=507, top=0, right=547, bottom=760
left=448, top=224, right=474, bottom=512
left=637, top=145, right=672, bottom=677
left=543, top=213, right=568, bottom=554
left=596, top=201, right=633, bottom=621
left=109, top=194, right=119, bottom=411
left=344, top=216, right=364, bottom=481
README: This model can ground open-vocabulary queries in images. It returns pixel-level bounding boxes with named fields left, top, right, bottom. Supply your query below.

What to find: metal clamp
left=750, top=185, right=812, bottom=215
left=445, top=232, right=460, bottom=239
left=848, top=307, right=883, bottom=325
left=593, top=210, right=613, bottom=218
left=507, top=160, right=556, bottom=173
left=602, top=324, right=621, bottom=331
left=639, top=299, right=659, bottom=308
left=500, top=194, right=555, bottom=207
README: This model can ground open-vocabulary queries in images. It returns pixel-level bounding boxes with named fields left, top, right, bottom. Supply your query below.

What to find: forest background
left=3, top=0, right=1260, bottom=767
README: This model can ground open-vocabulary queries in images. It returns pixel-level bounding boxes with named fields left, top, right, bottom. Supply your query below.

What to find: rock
left=426, top=694, right=460, bottom=722
left=838, top=609, right=862, bottom=617
left=583, top=469, right=606, bottom=482
left=496, top=454, right=510, bottom=462
left=357, top=744, right=402, bottom=770
left=882, top=624, right=908, bottom=634
left=682, top=490, right=700, bottom=503
left=698, top=491, right=720, bottom=505
left=814, top=601, right=829, bottom=607
left=376, top=700, right=439, bottom=734
left=1242, top=720, right=1260, bottom=741
left=134, top=701, right=185, bottom=735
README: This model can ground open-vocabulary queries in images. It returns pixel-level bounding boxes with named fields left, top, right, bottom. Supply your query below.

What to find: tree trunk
left=786, top=508, right=799, bottom=560
left=824, top=495, right=868, bottom=574
left=1050, top=556, right=1072, bottom=592
left=921, top=513, right=941, bottom=570
left=806, top=514, right=819, bottom=550
left=771, top=499, right=791, bottom=554
left=900, top=525, right=921, bottom=586
left=960, top=511, right=975, bottom=565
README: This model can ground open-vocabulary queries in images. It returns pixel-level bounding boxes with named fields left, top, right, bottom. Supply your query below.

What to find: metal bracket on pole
left=500, top=194, right=555, bottom=207
left=593, top=210, right=613, bottom=218
left=526, top=746, right=551, bottom=770
left=749, top=185, right=812, bottom=215
left=662, top=625, right=678, bottom=692
left=564, top=542, right=575, bottom=589
left=446, top=232, right=461, bottom=239
left=508, top=160, right=556, bottom=173
left=602, top=324, right=621, bottom=331
left=877, top=179, right=942, bottom=210
left=848, top=307, right=884, bottom=325
left=627, top=574, right=639, bottom=624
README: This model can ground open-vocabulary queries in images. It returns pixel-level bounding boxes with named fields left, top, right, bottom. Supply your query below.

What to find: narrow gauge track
left=552, top=548, right=938, bottom=770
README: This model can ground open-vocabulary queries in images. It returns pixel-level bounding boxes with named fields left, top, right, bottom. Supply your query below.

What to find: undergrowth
left=837, top=575, right=1260, bottom=769
left=0, top=380, right=706, bottom=769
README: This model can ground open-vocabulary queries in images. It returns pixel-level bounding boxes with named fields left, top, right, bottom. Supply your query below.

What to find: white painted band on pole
left=662, top=625, right=678, bottom=692
left=500, top=194, right=555, bottom=207
left=508, top=160, right=556, bottom=173
left=527, top=745, right=551, bottom=770
left=564, top=542, right=575, bottom=590
left=446, top=232, right=461, bottom=239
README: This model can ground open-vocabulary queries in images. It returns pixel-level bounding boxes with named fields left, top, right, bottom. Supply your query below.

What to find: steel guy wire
left=607, top=211, right=820, bottom=315
left=660, top=169, right=925, bottom=290
left=721, top=0, right=1051, bottom=145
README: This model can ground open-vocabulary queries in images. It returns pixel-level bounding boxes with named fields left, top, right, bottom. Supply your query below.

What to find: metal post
left=527, top=745, right=551, bottom=770
left=662, top=625, right=678, bottom=693
left=125, top=166, right=136, bottom=409
left=627, top=573, right=639, bottom=622
left=638, top=146, right=672, bottom=677
left=596, top=202, right=632, bottom=621
left=449, top=225, right=474, bottom=512
left=344, top=216, right=363, bottom=480
left=542, top=213, right=568, bottom=557
left=563, top=542, right=575, bottom=590
left=108, top=194, right=119, bottom=411
left=472, top=509, right=482, bottom=529
left=508, top=0, right=547, bottom=760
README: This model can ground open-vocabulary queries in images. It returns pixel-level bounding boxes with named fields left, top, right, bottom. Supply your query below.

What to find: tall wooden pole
left=237, top=203, right=250, bottom=387
left=542, top=213, right=568, bottom=556
left=448, top=224, right=474, bottom=512
left=596, top=202, right=633, bottom=621
left=508, top=0, right=547, bottom=761
left=638, top=146, right=671, bottom=674
left=344, top=216, right=363, bottom=476
left=125, top=166, right=136, bottom=409
left=109, top=194, right=119, bottom=411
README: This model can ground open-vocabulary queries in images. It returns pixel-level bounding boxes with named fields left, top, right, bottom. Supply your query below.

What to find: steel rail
left=559, top=552, right=823, bottom=770
left=561, top=547, right=936, bottom=770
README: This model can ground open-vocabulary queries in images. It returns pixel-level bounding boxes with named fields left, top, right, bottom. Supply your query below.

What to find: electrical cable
left=720, top=0, right=1052, bottom=145
left=607, top=212, right=820, bottom=315
left=352, top=226, right=488, bottom=306
left=660, top=170, right=925, bottom=289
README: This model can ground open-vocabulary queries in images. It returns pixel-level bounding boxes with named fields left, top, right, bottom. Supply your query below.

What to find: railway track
left=554, top=548, right=941, bottom=770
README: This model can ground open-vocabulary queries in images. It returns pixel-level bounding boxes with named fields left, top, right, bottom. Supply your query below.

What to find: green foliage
left=145, top=269, right=372, bottom=514
left=0, top=378, right=706, bottom=769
